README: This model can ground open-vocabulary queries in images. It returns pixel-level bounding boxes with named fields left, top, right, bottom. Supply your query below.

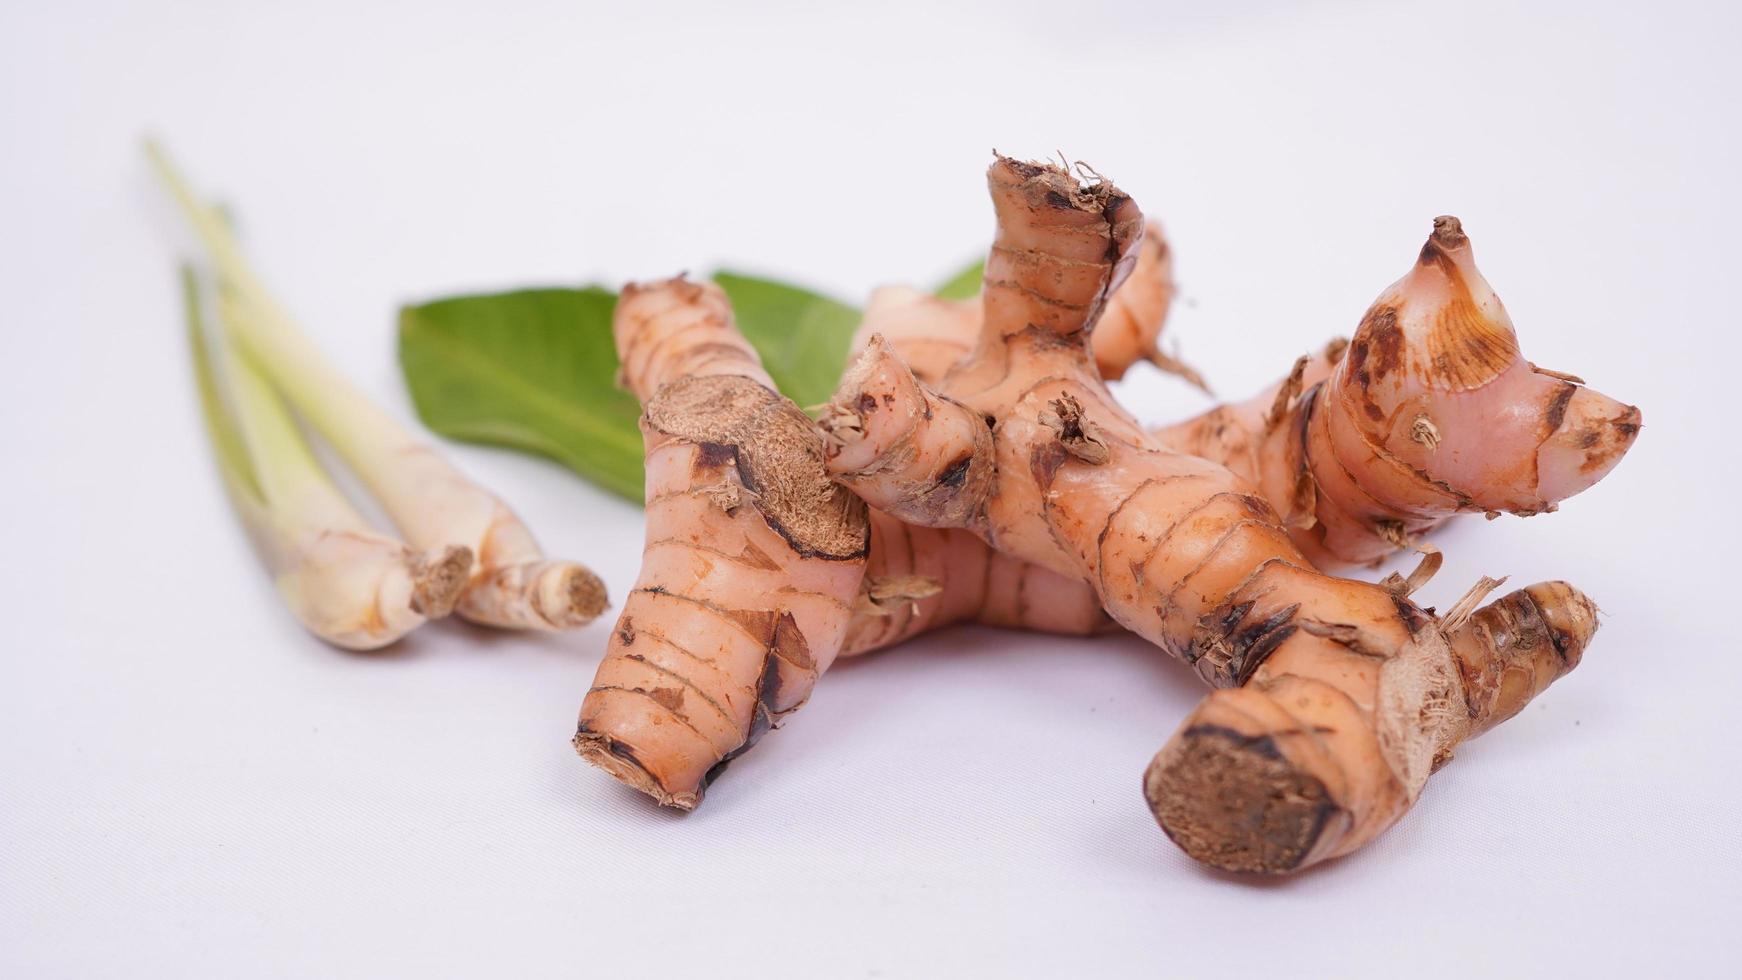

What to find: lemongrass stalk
left=150, top=143, right=606, bottom=630
left=184, top=266, right=470, bottom=649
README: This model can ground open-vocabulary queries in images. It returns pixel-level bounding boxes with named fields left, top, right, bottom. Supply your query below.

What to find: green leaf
left=396, top=273, right=872, bottom=504
left=398, top=287, right=647, bottom=502
left=712, top=270, right=859, bottom=409
left=932, top=259, right=984, bottom=300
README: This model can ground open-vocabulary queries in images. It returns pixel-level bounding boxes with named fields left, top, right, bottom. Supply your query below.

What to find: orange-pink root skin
left=575, top=278, right=868, bottom=808
left=824, top=158, right=1611, bottom=873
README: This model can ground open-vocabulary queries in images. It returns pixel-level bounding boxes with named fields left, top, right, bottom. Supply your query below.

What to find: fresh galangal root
left=858, top=215, right=1640, bottom=571
left=824, top=302, right=1116, bottom=655
left=838, top=209, right=1639, bottom=652
left=574, top=277, right=869, bottom=809
left=841, top=511, right=1112, bottom=656
left=820, top=156, right=1608, bottom=873
left=1147, top=578, right=1595, bottom=872
left=857, top=218, right=1201, bottom=389
left=832, top=226, right=1182, bottom=654
left=1156, top=215, right=1641, bottom=566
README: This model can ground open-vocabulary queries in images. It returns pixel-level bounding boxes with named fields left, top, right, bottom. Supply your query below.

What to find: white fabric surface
left=3, top=1, right=1738, bottom=976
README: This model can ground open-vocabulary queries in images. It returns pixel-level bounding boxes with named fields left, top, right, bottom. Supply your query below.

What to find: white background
left=4, top=1, right=1739, bottom=976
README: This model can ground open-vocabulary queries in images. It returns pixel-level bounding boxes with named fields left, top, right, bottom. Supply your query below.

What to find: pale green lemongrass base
left=151, top=140, right=606, bottom=631
left=183, top=264, right=469, bottom=649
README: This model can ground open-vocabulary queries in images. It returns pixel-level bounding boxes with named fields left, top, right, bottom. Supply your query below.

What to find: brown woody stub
left=1145, top=723, right=1344, bottom=874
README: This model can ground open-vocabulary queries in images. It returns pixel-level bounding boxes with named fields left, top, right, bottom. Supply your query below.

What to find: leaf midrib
left=404, top=320, right=642, bottom=460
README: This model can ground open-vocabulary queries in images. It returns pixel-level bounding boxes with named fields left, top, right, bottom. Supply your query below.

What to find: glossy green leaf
left=398, top=274, right=867, bottom=503
left=398, top=287, right=646, bottom=501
